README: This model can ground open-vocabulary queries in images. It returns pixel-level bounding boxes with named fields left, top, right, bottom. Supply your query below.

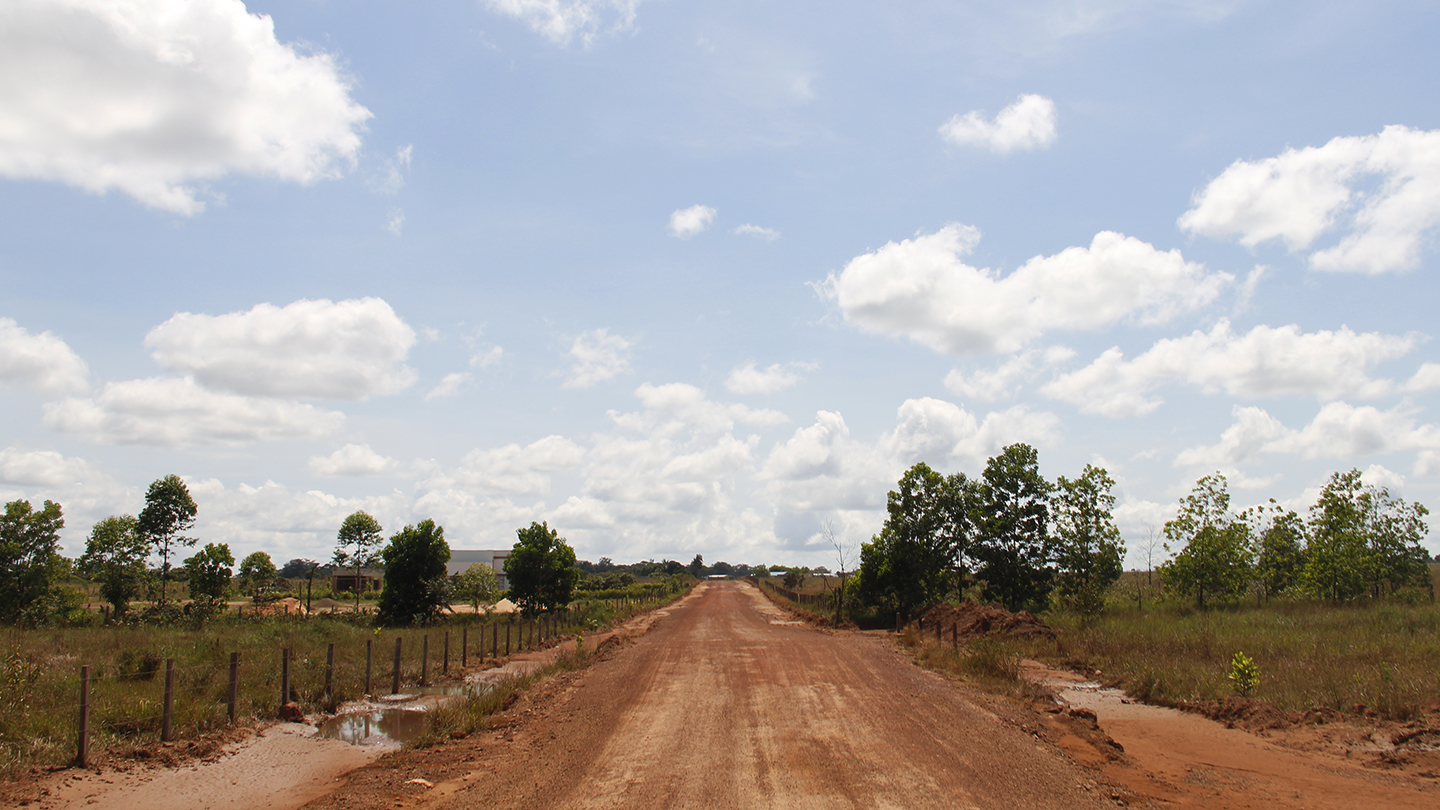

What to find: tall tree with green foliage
left=77, top=514, right=148, bottom=617
left=0, top=499, right=66, bottom=625
left=333, top=511, right=384, bottom=610
left=1160, top=473, right=1253, bottom=609
left=505, top=521, right=579, bottom=614
left=1303, top=470, right=1372, bottom=601
left=688, top=554, right=704, bottom=579
left=183, top=543, right=235, bottom=614
left=137, top=475, right=198, bottom=606
left=1304, top=469, right=1430, bottom=600
left=1363, top=485, right=1430, bottom=598
left=376, top=519, right=451, bottom=625
left=453, top=563, right=502, bottom=611
left=237, top=551, right=277, bottom=596
left=1051, top=464, right=1124, bottom=616
left=854, top=462, right=971, bottom=621
left=972, top=444, right=1053, bottom=612
left=1247, top=500, right=1305, bottom=601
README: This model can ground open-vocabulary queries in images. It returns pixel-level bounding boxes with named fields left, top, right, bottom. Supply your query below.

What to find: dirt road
left=312, top=581, right=1116, bottom=810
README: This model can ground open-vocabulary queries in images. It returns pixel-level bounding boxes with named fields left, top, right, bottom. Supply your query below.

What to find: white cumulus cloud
left=1180, top=125, right=1440, bottom=274
left=145, top=298, right=417, bottom=400
left=0, top=447, right=96, bottom=488
left=564, top=329, right=632, bottom=389
left=0, top=0, right=371, bottom=215
left=0, top=317, right=88, bottom=394
left=425, top=372, right=472, bottom=401
left=44, top=376, right=344, bottom=447
left=1042, top=321, right=1417, bottom=417
left=1177, top=401, right=1440, bottom=472
left=939, top=94, right=1058, bottom=154
left=309, top=443, right=396, bottom=477
left=669, top=204, right=716, bottom=238
left=944, top=347, right=1075, bottom=402
left=820, top=225, right=1230, bottom=356
left=725, top=362, right=814, bottom=395
left=481, top=0, right=644, bottom=47
left=733, top=223, right=779, bottom=241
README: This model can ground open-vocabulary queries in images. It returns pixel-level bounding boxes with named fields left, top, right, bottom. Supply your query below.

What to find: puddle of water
left=409, top=682, right=495, bottom=697
left=317, top=708, right=429, bottom=746
left=317, top=682, right=495, bottom=746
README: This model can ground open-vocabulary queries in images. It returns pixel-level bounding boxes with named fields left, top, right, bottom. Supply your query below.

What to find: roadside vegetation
left=765, top=445, right=1438, bottom=723
left=0, top=478, right=696, bottom=777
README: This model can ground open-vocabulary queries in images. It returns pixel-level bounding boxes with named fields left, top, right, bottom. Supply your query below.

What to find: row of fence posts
left=906, top=614, right=961, bottom=652
left=73, top=608, right=590, bottom=767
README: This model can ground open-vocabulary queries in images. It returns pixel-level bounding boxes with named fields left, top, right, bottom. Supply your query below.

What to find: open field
left=0, top=593, right=675, bottom=776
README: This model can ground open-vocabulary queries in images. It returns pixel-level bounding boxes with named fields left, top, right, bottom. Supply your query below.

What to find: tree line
left=853, top=444, right=1124, bottom=620
left=1160, top=470, right=1431, bottom=608
left=0, top=471, right=593, bottom=627
left=850, top=443, right=1434, bottom=620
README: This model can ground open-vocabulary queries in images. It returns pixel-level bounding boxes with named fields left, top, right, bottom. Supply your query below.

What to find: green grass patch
left=1032, top=598, right=1440, bottom=719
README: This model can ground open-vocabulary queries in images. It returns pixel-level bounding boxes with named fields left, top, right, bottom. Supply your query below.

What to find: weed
left=1227, top=652, right=1259, bottom=696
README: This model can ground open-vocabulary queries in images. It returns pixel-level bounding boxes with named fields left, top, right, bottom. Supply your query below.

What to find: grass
left=1032, top=593, right=1440, bottom=720
left=0, top=590, right=686, bottom=777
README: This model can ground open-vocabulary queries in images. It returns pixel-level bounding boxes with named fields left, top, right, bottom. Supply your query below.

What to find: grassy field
left=0, top=591, right=680, bottom=777
left=1024, top=565, right=1440, bottom=720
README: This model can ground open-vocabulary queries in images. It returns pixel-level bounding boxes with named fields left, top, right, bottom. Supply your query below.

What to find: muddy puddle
left=318, top=682, right=495, bottom=746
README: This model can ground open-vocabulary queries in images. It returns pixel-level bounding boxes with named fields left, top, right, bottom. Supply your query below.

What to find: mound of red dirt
left=1183, top=696, right=1300, bottom=731
left=918, top=601, right=1056, bottom=640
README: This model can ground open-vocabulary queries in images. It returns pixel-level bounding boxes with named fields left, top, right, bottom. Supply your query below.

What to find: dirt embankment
left=918, top=600, right=1057, bottom=640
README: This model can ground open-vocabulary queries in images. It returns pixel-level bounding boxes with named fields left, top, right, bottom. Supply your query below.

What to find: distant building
left=447, top=549, right=511, bottom=590
left=331, top=568, right=383, bottom=594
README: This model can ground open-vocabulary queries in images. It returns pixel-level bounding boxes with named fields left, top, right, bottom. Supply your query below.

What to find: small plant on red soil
left=1227, top=651, right=1259, bottom=696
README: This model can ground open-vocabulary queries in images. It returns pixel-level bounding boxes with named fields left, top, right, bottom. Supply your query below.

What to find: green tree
left=1247, top=500, right=1305, bottom=601
left=1051, top=465, right=1124, bottom=616
left=77, top=515, right=148, bottom=617
left=504, top=521, right=579, bottom=615
left=688, top=554, right=705, bottom=579
left=1160, top=473, right=1253, bottom=609
left=333, top=511, right=384, bottom=611
left=453, top=563, right=501, bottom=611
left=183, top=543, right=235, bottom=614
left=854, top=462, right=969, bottom=621
left=376, top=519, right=451, bottom=625
left=237, top=551, right=277, bottom=596
left=972, top=444, right=1053, bottom=612
left=1363, top=485, right=1430, bottom=598
left=0, top=499, right=66, bottom=625
left=137, top=475, right=198, bottom=606
left=1302, top=470, right=1371, bottom=601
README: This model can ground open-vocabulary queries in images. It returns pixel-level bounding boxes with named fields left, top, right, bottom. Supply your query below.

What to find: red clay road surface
left=359, top=581, right=1118, bottom=810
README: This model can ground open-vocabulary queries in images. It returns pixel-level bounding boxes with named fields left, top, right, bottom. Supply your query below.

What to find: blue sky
left=2, top=0, right=1439, bottom=569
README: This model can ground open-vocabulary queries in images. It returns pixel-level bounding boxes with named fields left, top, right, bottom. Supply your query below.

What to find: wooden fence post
left=951, top=624, right=958, bottom=652
left=325, top=644, right=335, bottom=701
left=365, top=639, right=373, bottom=696
left=392, top=638, right=402, bottom=695
left=505, top=620, right=511, bottom=656
left=76, top=665, right=89, bottom=767
left=281, top=649, right=291, bottom=708
left=228, top=652, right=239, bottom=722
left=162, top=658, right=175, bottom=742
left=443, top=632, right=450, bottom=676
left=462, top=627, right=468, bottom=669
left=421, top=635, right=429, bottom=686
left=492, top=622, right=498, bottom=659
left=935, top=621, right=941, bottom=644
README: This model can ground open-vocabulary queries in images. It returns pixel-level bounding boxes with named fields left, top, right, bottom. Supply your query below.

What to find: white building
left=447, top=549, right=511, bottom=590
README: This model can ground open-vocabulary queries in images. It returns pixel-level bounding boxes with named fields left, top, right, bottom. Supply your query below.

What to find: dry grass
left=1035, top=597, right=1440, bottom=720
left=0, top=594, right=674, bottom=778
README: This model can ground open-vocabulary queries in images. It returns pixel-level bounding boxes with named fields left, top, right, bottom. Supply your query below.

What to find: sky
left=2, top=0, right=1439, bottom=570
